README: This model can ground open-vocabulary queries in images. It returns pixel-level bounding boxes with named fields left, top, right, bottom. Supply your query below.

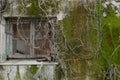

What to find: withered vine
left=1, top=0, right=120, bottom=80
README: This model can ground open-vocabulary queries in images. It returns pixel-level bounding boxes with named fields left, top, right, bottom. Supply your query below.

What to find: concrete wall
left=0, top=65, right=56, bottom=80
left=0, top=0, right=57, bottom=80
left=0, top=16, right=6, bottom=62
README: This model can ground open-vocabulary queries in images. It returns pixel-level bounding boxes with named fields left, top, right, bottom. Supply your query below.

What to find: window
left=5, top=17, right=57, bottom=62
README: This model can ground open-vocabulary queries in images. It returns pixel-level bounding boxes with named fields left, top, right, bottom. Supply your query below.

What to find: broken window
left=5, top=17, right=57, bottom=61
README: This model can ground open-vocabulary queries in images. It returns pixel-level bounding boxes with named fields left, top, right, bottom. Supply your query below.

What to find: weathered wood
left=30, top=22, right=34, bottom=56
left=0, top=17, right=6, bottom=62
left=4, top=17, right=57, bottom=61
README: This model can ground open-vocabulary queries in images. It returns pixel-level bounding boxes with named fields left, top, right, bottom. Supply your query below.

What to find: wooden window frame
left=5, top=17, right=57, bottom=62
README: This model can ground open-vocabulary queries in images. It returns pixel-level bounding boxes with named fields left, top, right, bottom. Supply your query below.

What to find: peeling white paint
left=19, top=66, right=26, bottom=79
left=103, top=12, right=107, bottom=17
left=102, top=3, right=107, bottom=8
left=102, top=1, right=120, bottom=17
left=105, top=1, right=110, bottom=5
left=26, top=3, right=32, bottom=8
left=57, top=11, right=66, bottom=20
left=111, top=1, right=120, bottom=7
left=9, top=66, right=17, bottom=80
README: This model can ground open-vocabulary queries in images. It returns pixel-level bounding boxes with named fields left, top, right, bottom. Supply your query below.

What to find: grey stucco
left=0, top=65, right=56, bottom=80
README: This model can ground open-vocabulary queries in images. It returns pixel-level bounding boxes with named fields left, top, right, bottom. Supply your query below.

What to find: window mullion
left=30, top=22, right=35, bottom=57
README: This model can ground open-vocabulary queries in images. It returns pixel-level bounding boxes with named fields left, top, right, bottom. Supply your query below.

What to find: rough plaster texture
left=0, top=65, right=56, bottom=80
left=0, top=16, right=6, bottom=63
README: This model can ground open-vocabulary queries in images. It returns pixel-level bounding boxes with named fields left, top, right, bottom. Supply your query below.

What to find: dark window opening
left=5, top=17, right=57, bottom=62
left=12, top=24, right=30, bottom=58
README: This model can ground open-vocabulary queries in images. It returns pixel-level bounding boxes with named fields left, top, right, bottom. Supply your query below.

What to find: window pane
left=10, top=24, right=31, bottom=58
left=5, top=17, right=57, bottom=60
left=34, top=22, right=51, bottom=56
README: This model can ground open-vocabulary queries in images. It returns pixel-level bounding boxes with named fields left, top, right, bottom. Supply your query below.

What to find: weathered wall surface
left=0, top=0, right=58, bottom=80
left=0, top=17, right=6, bottom=63
left=0, top=65, right=56, bottom=80
left=0, top=0, right=120, bottom=80
left=0, top=0, right=98, bottom=80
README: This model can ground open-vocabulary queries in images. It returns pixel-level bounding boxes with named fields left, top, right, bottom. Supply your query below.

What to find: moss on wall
left=94, top=3, right=120, bottom=66
left=57, top=2, right=96, bottom=80
left=17, top=0, right=60, bottom=16
left=0, top=74, right=3, bottom=80
left=55, top=64, right=65, bottom=80
left=14, top=66, right=21, bottom=80
left=29, top=66, right=38, bottom=75
left=101, top=5, right=120, bottom=66
left=22, top=66, right=35, bottom=80
left=91, top=3, right=120, bottom=80
left=57, top=1, right=120, bottom=80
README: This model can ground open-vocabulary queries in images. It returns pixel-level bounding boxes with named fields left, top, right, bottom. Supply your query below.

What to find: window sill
left=0, top=60, right=58, bottom=66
